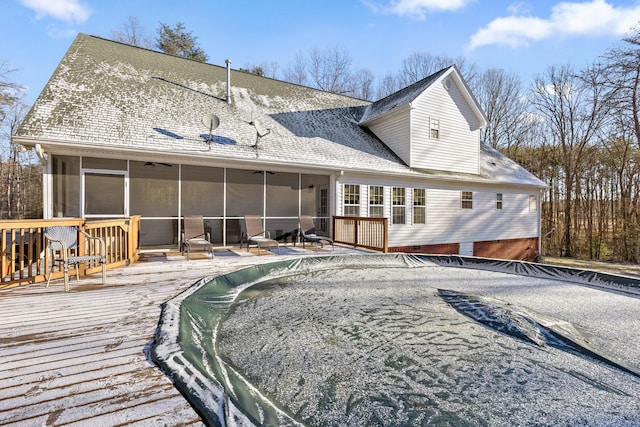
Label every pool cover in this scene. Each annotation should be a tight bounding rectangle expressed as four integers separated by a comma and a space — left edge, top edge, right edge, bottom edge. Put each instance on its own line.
151, 254, 640, 426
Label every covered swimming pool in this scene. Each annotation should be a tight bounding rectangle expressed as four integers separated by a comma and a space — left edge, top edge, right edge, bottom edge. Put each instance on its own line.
151, 254, 640, 426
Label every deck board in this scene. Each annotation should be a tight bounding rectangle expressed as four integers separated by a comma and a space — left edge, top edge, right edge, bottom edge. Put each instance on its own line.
0, 246, 353, 426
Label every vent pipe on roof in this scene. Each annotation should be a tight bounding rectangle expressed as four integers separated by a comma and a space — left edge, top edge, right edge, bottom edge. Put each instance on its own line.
225, 59, 232, 104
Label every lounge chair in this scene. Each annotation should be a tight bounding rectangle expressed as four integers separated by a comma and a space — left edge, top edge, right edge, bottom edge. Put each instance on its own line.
181, 215, 213, 260
44, 226, 107, 292
299, 215, 334, 251
243, 215, 280, 255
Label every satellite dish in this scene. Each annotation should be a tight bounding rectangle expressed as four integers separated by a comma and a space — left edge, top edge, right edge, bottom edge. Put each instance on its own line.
253, 119, 270, 138
250, 119, 271, 148
202, 114, 220, 147
202, 113, 220, 131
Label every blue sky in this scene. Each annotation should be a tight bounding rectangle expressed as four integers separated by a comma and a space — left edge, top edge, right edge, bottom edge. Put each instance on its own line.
3, 0, 640, 105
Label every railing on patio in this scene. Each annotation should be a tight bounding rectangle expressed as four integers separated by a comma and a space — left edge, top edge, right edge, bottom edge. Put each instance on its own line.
0, 216, 140, 290
333, 216, 388, 253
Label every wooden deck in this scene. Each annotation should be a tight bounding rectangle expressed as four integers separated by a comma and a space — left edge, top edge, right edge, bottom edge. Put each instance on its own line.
0, 246, 360, 426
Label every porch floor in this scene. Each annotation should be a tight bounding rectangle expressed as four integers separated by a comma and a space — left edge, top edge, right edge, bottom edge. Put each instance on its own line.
0, 244, 367, 426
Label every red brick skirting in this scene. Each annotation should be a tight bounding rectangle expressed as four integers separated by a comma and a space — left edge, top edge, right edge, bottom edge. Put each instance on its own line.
474, 237, 539, 262
389, 237, 539, 262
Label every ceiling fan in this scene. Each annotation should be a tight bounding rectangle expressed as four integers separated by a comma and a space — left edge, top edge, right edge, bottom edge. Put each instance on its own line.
144, 162, 173, 167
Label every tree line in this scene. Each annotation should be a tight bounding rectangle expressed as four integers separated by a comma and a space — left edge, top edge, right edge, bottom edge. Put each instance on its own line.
3, 18, 640, 262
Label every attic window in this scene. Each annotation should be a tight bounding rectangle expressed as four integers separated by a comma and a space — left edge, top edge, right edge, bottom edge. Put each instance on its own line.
430, 119, 440, 139
461, 191, 473, 209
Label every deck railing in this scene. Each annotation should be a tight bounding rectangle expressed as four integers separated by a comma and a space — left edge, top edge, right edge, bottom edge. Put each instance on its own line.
333, 216, 388, 253
0, 216, 140, 290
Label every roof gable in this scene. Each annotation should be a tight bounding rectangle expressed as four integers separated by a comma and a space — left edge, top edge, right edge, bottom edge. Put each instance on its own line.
359, 65, 487, 128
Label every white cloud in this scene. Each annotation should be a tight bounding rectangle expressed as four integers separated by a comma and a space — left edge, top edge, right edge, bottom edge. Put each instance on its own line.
20, 0, 91, 24
469, 0, 640, 50
366, 0, 474, 20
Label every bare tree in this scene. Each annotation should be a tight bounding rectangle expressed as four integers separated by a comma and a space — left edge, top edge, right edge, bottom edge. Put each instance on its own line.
307, 46, 353, 94
282, 47, 374, 98
474, 68, 532, 156
110, 15, 153, 48
530, 64, 608, 257
283, 51, 308, 86
348, 68, 375, 100
0, 60, 23, 128
156, 22, 208, 62
375, 73, 400, 99
601, 25, 640, 149
397, 52, 479, 88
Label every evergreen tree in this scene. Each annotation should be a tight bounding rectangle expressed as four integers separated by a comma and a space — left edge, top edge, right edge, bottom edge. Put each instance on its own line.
156, 22, 208, 62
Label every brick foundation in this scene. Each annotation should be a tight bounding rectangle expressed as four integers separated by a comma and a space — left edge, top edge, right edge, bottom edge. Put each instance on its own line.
473, 237, 539, 262
389, 237, 539, 262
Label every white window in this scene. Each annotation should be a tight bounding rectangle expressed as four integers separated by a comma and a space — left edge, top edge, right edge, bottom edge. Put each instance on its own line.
496, 193, 503, 210
369, 186, 384, 218
461, 191, 473, 209
343, 184, 360, 217
392, 187, 406, 224
430, 118, 440, 139
413, 188, 426, 224
529, 195, 538, 212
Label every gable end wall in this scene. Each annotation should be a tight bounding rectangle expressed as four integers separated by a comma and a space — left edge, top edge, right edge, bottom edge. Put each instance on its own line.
366, 108, 411, 165
410, 81, 480, 174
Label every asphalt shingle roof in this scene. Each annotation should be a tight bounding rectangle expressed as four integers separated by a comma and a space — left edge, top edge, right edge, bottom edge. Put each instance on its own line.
16, 34, 546, 188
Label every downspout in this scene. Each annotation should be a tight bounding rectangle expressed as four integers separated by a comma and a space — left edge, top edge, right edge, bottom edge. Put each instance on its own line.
225, 59, 232, 104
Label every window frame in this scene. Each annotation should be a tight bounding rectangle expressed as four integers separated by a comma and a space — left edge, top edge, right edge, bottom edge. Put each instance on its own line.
413, 188, 426, 224
461, 191, 473, 209
496, 193, 503, 210
392, 187, 406, 224
430, 118, 440, 139
343, 184, 361, 217
529, 195, 538, 213
368, 185, 384, 218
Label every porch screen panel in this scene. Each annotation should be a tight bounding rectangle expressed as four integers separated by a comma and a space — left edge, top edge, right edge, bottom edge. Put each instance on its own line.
266, 172, 299, 217
84, 173, 125, 215
52, 155, 80, 217
226, 169, 263, 217
130, 161, 179, 246
129, 161, 179, 216
181, 165, 224, 216
82, 157, 127, 170
300, 174, 330, 216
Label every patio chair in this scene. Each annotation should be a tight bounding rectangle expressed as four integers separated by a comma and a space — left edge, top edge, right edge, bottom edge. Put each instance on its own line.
299, 215, 334, 251
243, 215, 280, 255
44, 226, 107, 292
181, 215, 214, 260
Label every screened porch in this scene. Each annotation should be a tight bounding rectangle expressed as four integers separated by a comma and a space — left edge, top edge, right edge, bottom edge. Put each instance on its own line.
50, 155, 332, 248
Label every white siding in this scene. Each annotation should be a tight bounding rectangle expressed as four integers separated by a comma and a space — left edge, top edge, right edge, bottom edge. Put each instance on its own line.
410, 81, 480, 174
366, 108, 412, 165
337, 175, 538, 248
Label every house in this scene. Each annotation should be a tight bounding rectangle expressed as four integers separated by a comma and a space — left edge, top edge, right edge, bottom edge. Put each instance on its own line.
13, 34, 546, 260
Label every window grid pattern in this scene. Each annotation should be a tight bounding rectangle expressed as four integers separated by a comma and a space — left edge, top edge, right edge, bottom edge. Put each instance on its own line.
369, 185, 384, 218
343, 184, 360, 217
392, 187, 406, 224
413, 188, 426, 224
496, 193, 503, 210
461, 191, 473, 209
430, 118, 440, 139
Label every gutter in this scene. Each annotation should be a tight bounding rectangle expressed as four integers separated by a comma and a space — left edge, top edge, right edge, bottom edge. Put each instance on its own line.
13, 136, 548, 190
